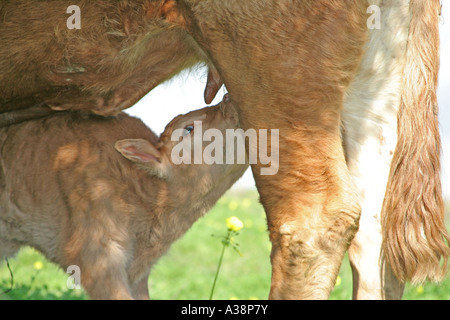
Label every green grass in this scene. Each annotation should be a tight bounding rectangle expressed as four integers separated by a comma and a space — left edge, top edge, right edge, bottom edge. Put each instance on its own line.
1, 190, 449, 300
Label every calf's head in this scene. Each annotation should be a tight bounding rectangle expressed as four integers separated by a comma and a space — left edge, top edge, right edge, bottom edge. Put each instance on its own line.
115, 95, 247, 196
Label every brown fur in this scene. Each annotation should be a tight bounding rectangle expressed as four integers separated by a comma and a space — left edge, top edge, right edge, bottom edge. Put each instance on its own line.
0, 0, 203, 115
0, 98, 247, 299
0, 0, 447, 299
177, 0, 368, 299
381, 0, 450, 284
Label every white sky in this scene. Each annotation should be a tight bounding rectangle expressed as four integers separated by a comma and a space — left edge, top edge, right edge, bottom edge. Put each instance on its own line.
126, 7, 450, 196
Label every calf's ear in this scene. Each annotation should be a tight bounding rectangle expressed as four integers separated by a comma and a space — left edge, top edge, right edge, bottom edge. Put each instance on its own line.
115, 138, 162, 163
115, 139, 169, 177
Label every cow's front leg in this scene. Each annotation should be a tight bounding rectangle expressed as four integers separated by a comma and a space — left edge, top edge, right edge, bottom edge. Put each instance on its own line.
251, 124, 361, 300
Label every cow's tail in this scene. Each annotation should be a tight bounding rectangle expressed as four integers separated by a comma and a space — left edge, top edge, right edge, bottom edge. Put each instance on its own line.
381, 0, 449, 284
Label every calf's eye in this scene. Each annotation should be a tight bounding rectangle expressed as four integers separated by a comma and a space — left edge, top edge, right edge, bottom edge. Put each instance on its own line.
183, 125, 194, 136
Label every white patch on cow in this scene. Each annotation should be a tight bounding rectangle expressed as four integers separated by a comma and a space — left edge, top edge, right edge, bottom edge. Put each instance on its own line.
342, 0, 411, 299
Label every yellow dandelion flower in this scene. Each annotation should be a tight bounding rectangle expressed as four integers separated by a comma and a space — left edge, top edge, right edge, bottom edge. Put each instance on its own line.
33, 261, 44, 270
226, 216, 244, 232
416, 285, 424, 294
335, 275, 342, 287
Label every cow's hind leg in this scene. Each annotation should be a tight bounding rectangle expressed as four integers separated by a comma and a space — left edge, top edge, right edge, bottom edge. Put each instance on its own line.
344, 136, 405, 299
343, 0, 412, 300
344, 111, 405, 299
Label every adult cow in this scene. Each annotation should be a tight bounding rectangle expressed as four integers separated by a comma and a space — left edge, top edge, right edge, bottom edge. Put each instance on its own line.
0, 0, 448, 299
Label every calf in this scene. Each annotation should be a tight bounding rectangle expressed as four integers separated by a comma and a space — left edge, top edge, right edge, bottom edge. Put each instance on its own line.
0, 96, 248, 299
